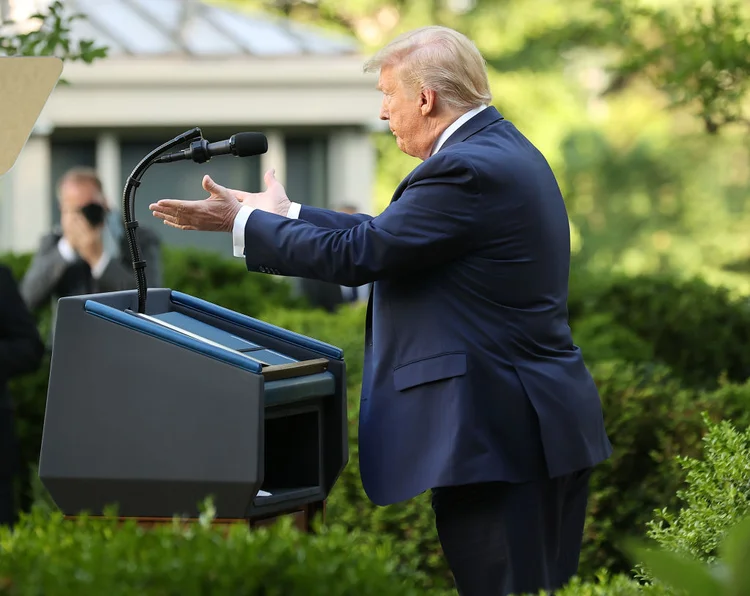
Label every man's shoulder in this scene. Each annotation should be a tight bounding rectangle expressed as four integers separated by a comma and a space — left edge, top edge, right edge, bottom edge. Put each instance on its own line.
410, 149, 480, 183
452, 121, 552, 177
35, 230, 63, 252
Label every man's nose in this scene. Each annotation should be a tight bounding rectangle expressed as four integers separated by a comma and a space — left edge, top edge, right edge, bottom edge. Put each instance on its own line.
379, 98, 389, 120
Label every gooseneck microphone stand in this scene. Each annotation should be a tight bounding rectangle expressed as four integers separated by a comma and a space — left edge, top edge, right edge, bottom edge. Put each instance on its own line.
122, 127, 203, 314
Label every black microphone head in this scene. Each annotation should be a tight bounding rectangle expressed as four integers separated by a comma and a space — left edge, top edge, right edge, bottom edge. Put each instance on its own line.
232, 132, 268, 157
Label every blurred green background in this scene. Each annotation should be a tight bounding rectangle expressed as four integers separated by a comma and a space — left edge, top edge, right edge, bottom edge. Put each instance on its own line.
216, 0, 750, 291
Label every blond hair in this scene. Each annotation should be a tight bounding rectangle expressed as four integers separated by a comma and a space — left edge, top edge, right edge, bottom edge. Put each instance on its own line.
364, 26, 492, 113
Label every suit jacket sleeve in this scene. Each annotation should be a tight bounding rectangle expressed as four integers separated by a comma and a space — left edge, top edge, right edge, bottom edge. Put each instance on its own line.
19, 234, 69, 312
0, 266, 44, 382
297, 205, 373, 229
243, 153, 481, 286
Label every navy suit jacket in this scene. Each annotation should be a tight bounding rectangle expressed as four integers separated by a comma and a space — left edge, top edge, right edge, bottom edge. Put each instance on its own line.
242, 106, 612, 506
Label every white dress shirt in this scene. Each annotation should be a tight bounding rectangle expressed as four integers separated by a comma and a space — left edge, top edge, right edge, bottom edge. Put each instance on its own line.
232, 104, 489, 258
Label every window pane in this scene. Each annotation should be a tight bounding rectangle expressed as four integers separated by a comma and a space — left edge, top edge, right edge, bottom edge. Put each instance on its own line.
285, 136, 329, 209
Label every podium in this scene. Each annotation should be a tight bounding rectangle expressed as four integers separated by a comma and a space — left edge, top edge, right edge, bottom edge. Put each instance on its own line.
38, 288, 348, 531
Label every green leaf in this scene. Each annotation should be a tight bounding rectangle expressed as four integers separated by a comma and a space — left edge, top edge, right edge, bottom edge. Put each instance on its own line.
720, 516, 750, 596
628, 541, 725, 596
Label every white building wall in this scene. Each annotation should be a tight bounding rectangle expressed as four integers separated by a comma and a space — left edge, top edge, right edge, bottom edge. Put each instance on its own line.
4, 134, 51, 252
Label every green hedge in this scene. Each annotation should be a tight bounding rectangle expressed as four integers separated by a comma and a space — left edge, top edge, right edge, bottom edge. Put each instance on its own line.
5, 414, 747, 595
0, 509, 447, 596
161, 247, 307, 316
581, 365, 750, 575
3, 249, 750, 592
568, 270, 750, 388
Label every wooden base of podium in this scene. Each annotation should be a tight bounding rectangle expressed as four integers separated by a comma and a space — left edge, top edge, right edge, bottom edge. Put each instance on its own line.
64, 500, 326, 534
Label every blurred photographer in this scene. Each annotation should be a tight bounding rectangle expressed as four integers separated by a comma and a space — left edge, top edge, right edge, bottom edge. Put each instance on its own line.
21, 167, 163, 328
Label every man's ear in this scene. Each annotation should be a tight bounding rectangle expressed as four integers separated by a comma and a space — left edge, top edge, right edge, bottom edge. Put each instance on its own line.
420, 88, 436, 116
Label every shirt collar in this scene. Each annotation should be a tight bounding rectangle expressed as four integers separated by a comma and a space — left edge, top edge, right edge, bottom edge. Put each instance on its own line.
430, 104, 489, 156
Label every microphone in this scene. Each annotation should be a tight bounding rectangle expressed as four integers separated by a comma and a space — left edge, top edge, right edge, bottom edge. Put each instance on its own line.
154, 132, 268, 164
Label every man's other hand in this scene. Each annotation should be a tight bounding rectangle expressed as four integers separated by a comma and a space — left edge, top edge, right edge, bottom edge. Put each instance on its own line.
62, 210, 103, 266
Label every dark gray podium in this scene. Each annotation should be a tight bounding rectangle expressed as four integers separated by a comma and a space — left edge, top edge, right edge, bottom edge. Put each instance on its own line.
38, 288, 348, 531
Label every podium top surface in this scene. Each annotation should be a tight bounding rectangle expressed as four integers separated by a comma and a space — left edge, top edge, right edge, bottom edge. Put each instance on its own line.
81, 290, 343, 382
0, 57, 63, 177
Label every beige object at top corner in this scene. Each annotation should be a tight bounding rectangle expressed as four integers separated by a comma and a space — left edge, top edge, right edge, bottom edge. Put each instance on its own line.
0, 56, 63, 177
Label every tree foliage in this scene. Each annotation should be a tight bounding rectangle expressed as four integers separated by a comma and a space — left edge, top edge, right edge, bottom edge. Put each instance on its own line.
608, 1, 750, 135
227, 0, 749, 133
0, 0, 106, 63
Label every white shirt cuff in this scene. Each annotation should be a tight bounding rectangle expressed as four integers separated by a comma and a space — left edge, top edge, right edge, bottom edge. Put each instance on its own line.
57, 237, 77, 263
233, 205, 254, 258
231, 202, 301, 258
90, 253, 111, 279
288, 202, 301, 219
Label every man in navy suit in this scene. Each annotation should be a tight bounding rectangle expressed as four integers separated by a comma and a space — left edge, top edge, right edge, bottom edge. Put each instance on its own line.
151, 25, 612, 596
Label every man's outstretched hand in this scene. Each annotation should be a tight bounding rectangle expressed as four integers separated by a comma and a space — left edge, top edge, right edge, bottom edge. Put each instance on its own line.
149, 169, 291, 232
149, 175, 242, 232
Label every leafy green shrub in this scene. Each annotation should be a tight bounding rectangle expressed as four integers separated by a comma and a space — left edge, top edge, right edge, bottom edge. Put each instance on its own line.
572, 313, 655, 366
546, 572, 668, 595
567, 363, 750, 577
631, 516, 750, 596
162, 247, 306, 316
0, 253, 32, 280
0, 507, 448, 596
645, 416, 750, 563
570, 273, 750, 388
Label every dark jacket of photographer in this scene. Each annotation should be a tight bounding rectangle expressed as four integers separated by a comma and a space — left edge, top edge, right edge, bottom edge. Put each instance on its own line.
20, 225, 163, 317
